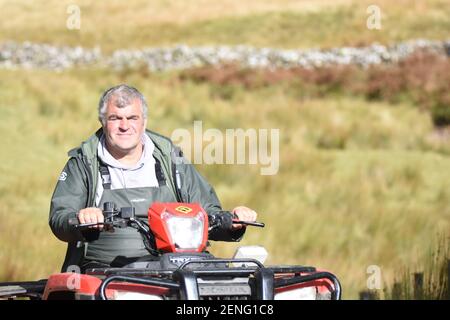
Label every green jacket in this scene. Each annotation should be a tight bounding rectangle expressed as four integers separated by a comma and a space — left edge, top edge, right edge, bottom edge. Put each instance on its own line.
49, 128, 244, 271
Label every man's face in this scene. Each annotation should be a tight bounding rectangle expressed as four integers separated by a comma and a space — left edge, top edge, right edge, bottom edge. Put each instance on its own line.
103, 98, 147, 156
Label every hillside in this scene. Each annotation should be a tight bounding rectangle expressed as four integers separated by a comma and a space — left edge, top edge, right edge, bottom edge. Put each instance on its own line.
0, 0, 449, 299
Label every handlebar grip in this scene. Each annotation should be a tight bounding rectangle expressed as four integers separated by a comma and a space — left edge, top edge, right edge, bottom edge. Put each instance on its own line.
208, 211, 233, 230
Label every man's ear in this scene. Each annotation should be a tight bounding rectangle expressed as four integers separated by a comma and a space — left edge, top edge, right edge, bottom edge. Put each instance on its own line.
144, 118, 148, 129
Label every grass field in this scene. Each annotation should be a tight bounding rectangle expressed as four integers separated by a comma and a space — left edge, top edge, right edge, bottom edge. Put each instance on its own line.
0, 67, 449, 298
0, 0, 449, 299
0, 0, 449, 52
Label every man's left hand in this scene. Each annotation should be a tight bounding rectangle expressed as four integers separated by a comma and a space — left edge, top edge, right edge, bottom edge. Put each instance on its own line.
231, 206, 258, 230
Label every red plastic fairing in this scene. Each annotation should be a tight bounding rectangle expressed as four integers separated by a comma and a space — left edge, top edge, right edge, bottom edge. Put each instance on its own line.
148, 202, 209, 253
42, 273, 102, 299
43, 273, 171, 300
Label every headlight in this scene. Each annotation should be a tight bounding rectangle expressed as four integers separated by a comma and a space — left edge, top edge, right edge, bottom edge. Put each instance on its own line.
163, 211, 205, 250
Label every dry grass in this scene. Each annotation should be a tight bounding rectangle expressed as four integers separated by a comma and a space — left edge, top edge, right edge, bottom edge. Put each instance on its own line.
0, 0, 449, 299
0, 0, 354, 25
180, 51, 450, 127
0, 0, 448, 51
386, 236, 449, 299
0, 67, 449, 299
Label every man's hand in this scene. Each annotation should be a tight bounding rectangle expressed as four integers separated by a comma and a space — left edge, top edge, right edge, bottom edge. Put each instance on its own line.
77, 207, 104, 230
231, 206, 258, 230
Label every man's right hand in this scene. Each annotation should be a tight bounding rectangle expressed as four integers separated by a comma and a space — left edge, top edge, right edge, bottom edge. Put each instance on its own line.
77, 207, 104, 230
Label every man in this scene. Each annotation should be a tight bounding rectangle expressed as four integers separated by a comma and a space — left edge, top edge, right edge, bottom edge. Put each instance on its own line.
49, 84, 257, 272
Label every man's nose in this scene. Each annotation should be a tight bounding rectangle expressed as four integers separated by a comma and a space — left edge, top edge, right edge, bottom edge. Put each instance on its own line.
119, 118, 129, 130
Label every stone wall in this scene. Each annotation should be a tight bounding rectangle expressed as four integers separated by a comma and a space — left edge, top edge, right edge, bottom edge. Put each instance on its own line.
0, 39, 448, 72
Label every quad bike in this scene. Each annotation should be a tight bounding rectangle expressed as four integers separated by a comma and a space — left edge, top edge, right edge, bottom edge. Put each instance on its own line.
0, 202, 341, 300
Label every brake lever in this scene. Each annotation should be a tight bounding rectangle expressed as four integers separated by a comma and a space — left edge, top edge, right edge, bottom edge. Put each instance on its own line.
232, 219, 265, 228
73, 222, 106, 228
231, 212, 265, 228
68, 219, 115, 232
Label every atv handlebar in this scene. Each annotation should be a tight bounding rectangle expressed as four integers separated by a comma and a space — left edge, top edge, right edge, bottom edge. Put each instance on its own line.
68, 203, 139, 231
68, 219, 108, 228
208, 211, 265, 231
69, 203, 265, 231
232, 220, 265, 228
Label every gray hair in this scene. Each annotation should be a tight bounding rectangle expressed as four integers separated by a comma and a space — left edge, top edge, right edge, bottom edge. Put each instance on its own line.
98, 84, 148, 125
